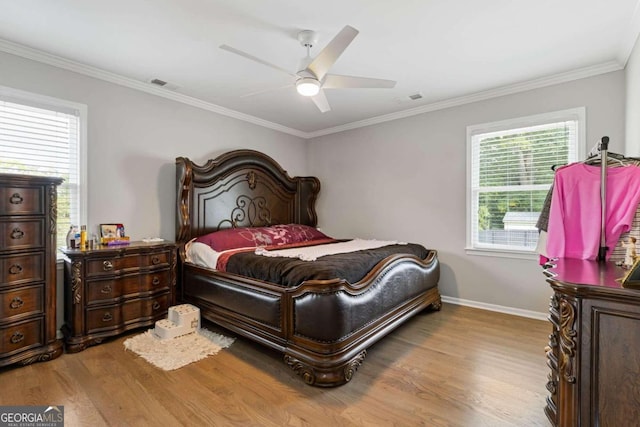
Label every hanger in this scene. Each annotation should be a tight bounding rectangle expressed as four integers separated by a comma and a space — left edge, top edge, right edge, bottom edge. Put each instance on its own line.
551, 137, 640, 171
584, 152, 627, 167
584, 150, 640, 168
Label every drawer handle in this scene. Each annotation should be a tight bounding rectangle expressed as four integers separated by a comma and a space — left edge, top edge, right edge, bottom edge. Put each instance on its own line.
100, 285, 112, 294
152, 277, 160, 286
102, 312, 113, 322
103, 261, 114, 271
10, 228, 25, 240
152, 301, 161, 310
8, 264, 23, 275
151, 256, 161, 265
9, 193, 24, 204
10, 331, 25, 344
9, 297, 24, 309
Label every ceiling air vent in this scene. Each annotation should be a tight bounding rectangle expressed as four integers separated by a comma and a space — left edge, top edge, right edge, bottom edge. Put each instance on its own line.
147, 78, 179, 90
408, 93, 423, 101
150, 78, 168, 87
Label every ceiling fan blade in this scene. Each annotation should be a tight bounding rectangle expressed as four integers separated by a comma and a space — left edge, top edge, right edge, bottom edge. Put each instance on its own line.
311, 90, 331, 113
307, 25, 359, 81
240, 84, 291, 98
220, 44, 296, 77
323, 74, 396, 89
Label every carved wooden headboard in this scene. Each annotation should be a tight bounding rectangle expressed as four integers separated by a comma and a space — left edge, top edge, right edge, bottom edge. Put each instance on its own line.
175, 150, 320, 246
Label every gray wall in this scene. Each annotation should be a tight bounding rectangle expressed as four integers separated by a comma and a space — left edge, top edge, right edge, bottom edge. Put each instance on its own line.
627, 35, 640, 156
308, 71, 626, 316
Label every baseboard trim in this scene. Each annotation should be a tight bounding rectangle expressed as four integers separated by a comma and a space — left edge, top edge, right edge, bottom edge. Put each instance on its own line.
441, 295, 548, 321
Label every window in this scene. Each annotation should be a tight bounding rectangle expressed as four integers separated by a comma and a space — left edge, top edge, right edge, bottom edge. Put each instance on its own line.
0, 86, 87, 253
466, 108, 585, 257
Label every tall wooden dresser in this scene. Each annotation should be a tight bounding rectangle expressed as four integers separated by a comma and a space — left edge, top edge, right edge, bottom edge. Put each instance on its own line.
60, 241, 176, 352
543, 258, 640, 426
0, 173, 63, 367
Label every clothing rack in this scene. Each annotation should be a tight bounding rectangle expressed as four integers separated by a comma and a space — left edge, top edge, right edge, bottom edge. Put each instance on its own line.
544, 136, 640, 263
597, 136, 609, 261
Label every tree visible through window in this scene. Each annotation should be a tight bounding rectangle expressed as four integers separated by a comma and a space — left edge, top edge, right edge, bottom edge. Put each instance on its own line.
467, 109, 583, 254
0, 88, 85, 252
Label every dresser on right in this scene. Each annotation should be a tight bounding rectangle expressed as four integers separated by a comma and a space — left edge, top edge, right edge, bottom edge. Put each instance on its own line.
543, 258, 640, 427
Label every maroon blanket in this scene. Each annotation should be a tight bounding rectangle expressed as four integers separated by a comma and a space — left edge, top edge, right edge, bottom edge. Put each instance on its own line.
221, 241, 430, 288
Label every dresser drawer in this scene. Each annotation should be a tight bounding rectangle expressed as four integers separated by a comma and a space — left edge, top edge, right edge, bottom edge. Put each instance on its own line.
85, 293, 169, 334
0, 318, 43, 356
0, 186, 43, 216
0, 253, 44, 287
85, 254, 141, 277
85, 250, 171, 277
0, 220, 43, 251
86, 270, 171, 304
0, 285, 43, 321
140, 250, 172, 269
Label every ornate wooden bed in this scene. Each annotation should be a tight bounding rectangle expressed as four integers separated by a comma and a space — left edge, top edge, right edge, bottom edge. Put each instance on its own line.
175, 149, 441, 386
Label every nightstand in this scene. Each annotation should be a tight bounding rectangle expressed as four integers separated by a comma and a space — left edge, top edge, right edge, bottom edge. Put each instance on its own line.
60, 241, 176, 353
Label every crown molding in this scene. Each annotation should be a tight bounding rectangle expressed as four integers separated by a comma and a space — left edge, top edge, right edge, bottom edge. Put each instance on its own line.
305, 60, 624, 139
0, 39, 308, 139
0, 38, 626, 140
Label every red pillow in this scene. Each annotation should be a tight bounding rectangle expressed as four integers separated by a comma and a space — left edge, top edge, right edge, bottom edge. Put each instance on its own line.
195, 224, 329, 252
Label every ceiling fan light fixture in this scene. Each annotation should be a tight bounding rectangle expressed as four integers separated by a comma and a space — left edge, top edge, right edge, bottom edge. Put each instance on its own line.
296, 78, 320, 97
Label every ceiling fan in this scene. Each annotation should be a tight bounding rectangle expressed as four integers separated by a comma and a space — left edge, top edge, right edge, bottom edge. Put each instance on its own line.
220, 25, 396, 113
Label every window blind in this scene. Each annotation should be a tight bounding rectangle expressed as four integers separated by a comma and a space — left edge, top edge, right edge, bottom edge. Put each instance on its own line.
469, 118, 579, 251
0, 98, 80, 250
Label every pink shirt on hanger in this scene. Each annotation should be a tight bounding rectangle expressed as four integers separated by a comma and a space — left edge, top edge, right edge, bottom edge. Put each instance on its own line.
546, 163, 640, 260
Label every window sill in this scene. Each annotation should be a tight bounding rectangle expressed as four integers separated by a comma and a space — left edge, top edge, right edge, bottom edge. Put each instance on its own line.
465, 247, 539, 261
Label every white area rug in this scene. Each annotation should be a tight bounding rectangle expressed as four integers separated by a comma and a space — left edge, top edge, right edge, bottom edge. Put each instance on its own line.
123, 328, 235, 371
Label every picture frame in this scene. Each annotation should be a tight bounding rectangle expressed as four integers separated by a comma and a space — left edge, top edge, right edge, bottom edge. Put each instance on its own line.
619, 258, 640, 288
100, 223, 125, 239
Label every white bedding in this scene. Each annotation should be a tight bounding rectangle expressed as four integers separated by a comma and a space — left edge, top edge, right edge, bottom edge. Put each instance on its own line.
186, 238, 406, 269
254, 239, 404, 261
185, 239, 223, 269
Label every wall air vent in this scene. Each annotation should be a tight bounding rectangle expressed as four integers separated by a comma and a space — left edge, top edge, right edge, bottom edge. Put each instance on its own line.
408, 93, 423, 101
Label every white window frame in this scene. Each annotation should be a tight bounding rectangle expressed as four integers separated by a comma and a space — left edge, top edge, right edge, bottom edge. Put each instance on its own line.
465, 107, 585, 259
0, 85, 88, 259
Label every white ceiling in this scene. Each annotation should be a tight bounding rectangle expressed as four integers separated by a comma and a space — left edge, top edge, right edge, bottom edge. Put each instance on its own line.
1, 0, 639, 137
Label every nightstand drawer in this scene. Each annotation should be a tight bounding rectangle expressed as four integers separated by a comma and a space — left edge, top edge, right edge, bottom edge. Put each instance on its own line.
0, 220, 43, 251
0, 285, 43, 321
0, 318, 43, 356
85, 294, 169, 334
0, 253, 44, 287
0, 186, 43, 216
140, 250, 172, 269
86, 270, 171, 303
85, 254, 142, 276
85, 251, 171, 277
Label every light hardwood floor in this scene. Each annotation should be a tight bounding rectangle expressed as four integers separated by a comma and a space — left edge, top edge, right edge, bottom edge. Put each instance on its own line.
0, 304, 550, 426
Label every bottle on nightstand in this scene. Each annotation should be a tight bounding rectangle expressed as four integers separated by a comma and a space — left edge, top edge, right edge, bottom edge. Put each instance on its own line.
80, 225, 87, 249
66, 225, 77, 249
